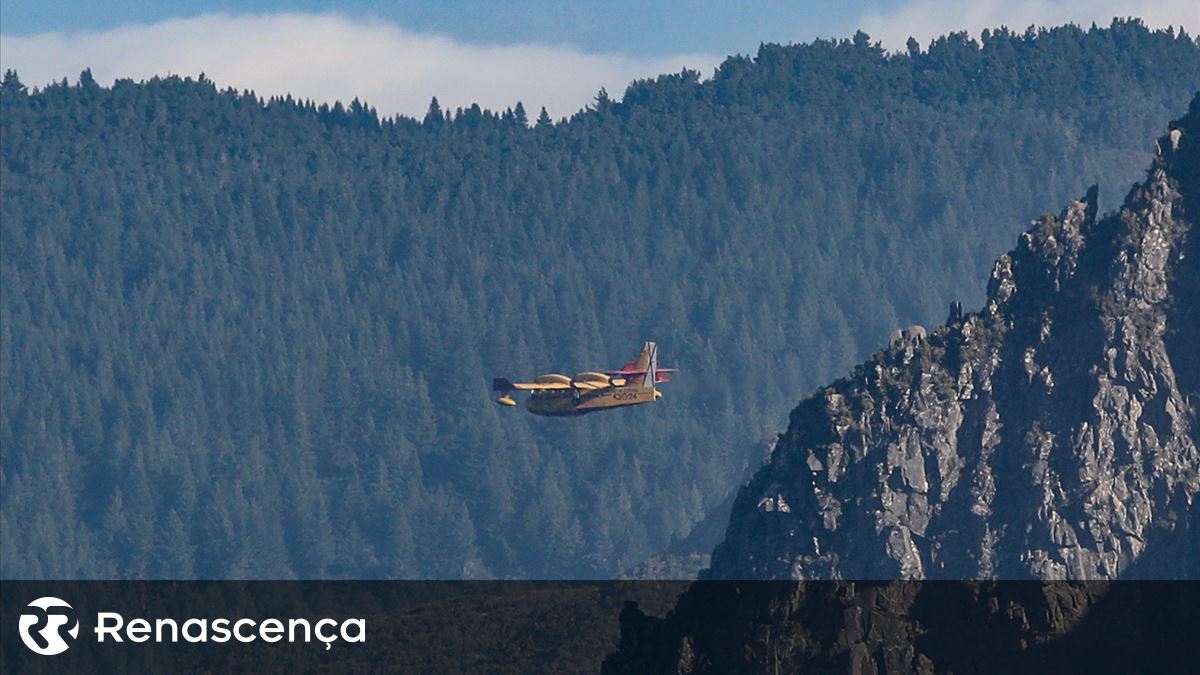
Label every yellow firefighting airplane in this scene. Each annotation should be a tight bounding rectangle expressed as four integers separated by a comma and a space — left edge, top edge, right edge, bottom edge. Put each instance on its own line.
493, 341, 676, 416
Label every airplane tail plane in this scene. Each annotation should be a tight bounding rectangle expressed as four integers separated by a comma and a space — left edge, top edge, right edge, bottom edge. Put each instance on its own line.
610, 341, 675, 387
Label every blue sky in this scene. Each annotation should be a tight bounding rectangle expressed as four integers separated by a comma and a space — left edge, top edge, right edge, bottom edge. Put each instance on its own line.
1, 1, 1194, 119
2, 1, 899, 57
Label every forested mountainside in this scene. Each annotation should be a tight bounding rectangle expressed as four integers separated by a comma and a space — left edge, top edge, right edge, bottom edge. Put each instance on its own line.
604, 94, 1200, 675
2, 22, 1198, 579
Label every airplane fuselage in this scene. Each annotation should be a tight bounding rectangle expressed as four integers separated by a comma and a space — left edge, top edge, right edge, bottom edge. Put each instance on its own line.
526, 384, 658, 416
494, 340, 671, 416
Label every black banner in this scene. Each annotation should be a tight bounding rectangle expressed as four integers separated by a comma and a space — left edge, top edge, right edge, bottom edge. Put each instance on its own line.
2, 581, 1197, 673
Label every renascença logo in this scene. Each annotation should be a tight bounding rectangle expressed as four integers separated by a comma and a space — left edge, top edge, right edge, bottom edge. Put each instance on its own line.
16, 596, 365, 654
18, 597, 79, 655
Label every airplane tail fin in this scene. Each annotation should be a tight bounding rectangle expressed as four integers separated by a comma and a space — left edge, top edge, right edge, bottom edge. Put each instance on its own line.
609, 341, 673, 385
639, 342, 658, 388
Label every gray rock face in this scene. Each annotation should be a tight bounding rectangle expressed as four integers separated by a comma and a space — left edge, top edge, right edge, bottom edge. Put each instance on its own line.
603, 99, 1200, 675
890, 325, 929, 349
705, 102, 1199, 581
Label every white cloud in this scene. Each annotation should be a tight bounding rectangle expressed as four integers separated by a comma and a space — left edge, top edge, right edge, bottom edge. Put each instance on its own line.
858, 0, 1198, 51
0, 13, 718, 119
2, 6, 1193, 117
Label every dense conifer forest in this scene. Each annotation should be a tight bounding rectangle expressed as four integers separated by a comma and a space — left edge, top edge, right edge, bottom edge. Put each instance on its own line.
2, 21, 1197, 579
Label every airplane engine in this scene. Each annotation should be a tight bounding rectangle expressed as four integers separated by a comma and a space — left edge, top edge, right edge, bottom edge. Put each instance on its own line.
574, 371, 611, 383
535, 373, 572, 385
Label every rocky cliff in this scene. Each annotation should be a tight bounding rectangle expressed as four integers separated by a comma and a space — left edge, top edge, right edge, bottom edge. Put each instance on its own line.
603, 97, 1199, 673
707, 97, 1199, 581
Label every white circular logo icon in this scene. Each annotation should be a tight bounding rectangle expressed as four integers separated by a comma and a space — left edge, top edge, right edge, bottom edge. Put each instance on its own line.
18, 597, 79, 655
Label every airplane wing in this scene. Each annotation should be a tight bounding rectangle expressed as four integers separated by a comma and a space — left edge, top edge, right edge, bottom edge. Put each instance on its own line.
511, 381, 572, 390
493, 377, 571, 391
493, 374, 623, 391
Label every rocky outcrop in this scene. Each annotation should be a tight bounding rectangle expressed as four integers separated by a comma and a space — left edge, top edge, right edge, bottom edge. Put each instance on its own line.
603, 97, 1200, 673
706, 97, 1199, 581
603, 580, 1200, 674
